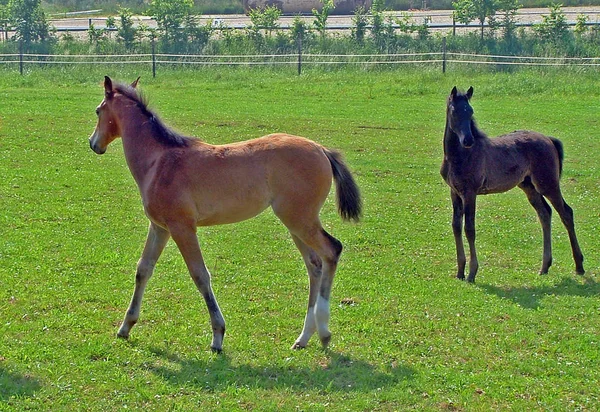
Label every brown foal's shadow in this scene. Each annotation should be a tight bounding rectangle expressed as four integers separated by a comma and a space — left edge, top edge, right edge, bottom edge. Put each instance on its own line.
476, 275, 599, 310
0, 366, 41, 400
147, 347, 415, 393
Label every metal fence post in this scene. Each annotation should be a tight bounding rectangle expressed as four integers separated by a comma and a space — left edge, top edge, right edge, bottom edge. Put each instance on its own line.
152, 39, 156, 78
297, 34, 302, 76
442, 37, 447, 74
19, 40, 23, 75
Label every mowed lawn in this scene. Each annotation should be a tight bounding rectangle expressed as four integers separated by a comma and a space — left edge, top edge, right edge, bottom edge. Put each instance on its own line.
0, 67, 599, 410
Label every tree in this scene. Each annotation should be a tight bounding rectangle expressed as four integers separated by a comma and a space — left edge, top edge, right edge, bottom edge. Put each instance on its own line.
117, 7, 137, 50
533, 4, 568, 44
248, 5, 281, 38
290, 14, 309, 43
8, 0, 49, 46
351, 6, 367, 45
453, 0, 498, 40
497, 0, 520, 43
0, 4, 9, 41
312, 0, 334, 40
148, 0, 193, 46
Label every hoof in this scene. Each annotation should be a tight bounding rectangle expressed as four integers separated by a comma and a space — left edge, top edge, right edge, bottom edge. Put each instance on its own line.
319, 334, 331, 348
291, 341, 307, 350
466, 275, 476, 283
456, 274, 465, 281
211, 346, 223, 354
576, 268, 585, 276
116, 331, 129, 339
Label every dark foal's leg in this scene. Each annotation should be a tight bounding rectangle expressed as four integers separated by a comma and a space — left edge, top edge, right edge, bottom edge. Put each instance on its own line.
543, 191, 585, 275
168, 222, 226, 353
463, 193, 479, 283
290, 234, 323, 349
118, 223, 170, 339
519, 179, 553, 274
450, 191, 467, 280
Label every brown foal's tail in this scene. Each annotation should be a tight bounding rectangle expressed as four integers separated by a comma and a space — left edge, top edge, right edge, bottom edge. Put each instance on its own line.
323, 148, 362, 222
550, 137, 564, 176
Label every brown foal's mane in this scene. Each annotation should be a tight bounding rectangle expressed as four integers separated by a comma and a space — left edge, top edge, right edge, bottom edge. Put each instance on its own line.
114, 83, 194, 148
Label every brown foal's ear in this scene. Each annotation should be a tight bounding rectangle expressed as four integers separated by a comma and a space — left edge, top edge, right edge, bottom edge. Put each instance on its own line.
466, 86, 474, 100
104, 76, 114, 98
131, 76, 140, 88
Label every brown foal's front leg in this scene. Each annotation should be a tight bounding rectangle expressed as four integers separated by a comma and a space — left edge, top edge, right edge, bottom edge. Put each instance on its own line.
169, 222, 226, 353
118, 223, 170, 339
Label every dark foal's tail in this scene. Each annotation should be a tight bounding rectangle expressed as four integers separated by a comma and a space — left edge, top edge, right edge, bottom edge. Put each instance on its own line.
550, 137, 564, 176
323, 149, 362, 222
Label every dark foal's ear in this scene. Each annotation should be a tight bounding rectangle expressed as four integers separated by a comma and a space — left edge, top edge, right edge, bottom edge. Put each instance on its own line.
450, 86, 458, 97
131, 76, 140, 88
104, 76, 114, 98
466, 86, 474, 100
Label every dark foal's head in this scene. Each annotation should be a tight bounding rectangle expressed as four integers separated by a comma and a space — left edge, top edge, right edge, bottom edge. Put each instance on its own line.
447, 86, 475, 148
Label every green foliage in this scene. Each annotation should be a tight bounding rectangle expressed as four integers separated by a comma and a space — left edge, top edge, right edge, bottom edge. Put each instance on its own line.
453, 0, 500, 39
574, 13, 589, 36
453, 0, 477, 24
7, 0, 50, 46
87, 22, 108, 47
117, 7, 137, 50
248, 5, 282, 38
312, 0, 334, 39
497, 0, 521, 42
370, 0, 398, 49
533, 3, 569, 44
290, 15, 310, 42
148, 0, 193, 49
0, 4, 9, 34
3, 1, 600, 59
351, 6, 368, 45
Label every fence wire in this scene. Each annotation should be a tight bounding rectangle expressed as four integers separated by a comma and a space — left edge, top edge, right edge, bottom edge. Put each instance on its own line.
1, 51, 599, 71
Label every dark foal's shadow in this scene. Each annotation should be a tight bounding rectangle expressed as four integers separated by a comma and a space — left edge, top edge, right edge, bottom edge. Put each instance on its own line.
0, 366, 41, 400
146, 346, 415, 393
477, 275, 599, 310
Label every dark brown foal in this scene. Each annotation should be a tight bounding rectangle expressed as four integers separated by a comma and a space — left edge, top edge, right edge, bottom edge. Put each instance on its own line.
441, 86, 584, 283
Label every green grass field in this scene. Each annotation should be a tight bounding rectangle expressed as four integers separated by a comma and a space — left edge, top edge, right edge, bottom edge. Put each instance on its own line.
1, 66, 599, 410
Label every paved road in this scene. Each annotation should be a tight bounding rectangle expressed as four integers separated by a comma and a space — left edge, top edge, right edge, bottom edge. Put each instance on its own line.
49, 7, 600, 32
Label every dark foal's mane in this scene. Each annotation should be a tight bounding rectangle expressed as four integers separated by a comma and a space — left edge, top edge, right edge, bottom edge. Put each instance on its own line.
468, 119, 487, 141
114, 83, 194, 148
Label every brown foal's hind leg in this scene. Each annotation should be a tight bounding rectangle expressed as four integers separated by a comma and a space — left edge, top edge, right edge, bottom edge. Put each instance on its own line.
118, 222, 170, 339
168, 222, 226, 353
310, 229, 342, 348
288, 224, 342, 349
290, 234, 323, 349
519, 179, 553, 274
543, 192, 585, 275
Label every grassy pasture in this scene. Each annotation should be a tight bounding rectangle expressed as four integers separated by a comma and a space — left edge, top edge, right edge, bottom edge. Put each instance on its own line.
0, 66, 599, 410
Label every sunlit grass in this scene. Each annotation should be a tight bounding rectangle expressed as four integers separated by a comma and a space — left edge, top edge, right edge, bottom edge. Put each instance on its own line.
0, 66, 599, 410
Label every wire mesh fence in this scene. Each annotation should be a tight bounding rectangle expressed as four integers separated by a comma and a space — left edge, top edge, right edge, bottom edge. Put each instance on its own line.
1, 50, 599, 75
